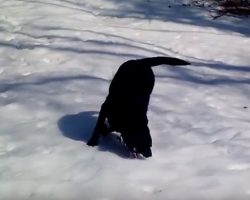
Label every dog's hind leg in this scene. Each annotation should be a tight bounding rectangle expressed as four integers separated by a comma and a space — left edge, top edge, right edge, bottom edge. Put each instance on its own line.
87, 101, 109, 146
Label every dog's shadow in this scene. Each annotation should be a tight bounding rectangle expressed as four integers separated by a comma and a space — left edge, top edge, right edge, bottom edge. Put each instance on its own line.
58, 111, 130, 158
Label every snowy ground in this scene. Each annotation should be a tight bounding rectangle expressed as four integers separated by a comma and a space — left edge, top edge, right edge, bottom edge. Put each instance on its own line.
0, 0, 250, 199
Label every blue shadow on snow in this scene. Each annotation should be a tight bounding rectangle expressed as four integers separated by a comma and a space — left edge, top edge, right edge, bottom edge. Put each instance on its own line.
58, 111, 130, 158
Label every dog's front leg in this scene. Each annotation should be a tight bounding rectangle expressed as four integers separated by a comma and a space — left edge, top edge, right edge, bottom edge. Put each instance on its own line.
87, 101, 108, 146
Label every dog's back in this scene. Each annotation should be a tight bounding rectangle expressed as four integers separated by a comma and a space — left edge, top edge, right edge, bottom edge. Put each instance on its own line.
105, 60, 154, 132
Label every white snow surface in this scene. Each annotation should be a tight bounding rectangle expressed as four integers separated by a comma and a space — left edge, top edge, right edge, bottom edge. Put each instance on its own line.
0, 0, 250, 199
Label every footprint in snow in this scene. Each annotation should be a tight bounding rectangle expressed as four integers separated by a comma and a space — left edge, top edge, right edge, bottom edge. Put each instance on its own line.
36, 121, 49, 129
0, 68, 4, 74
227, 164, 250, 171
0, 143, 17, 155
22, 72, 32, 76
141, 185, 162, 194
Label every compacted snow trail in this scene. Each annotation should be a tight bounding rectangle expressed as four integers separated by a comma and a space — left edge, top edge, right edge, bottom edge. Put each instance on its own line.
0, 0, 250, 199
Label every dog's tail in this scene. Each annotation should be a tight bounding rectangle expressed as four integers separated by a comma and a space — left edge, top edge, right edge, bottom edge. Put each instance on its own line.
138, 57, 190, 67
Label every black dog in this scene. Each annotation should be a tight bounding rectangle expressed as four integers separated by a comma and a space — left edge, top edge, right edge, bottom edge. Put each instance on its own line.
88, 57, 190, 157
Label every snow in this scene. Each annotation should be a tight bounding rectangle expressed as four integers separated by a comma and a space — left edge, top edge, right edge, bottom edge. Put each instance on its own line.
0, 0, 250, 199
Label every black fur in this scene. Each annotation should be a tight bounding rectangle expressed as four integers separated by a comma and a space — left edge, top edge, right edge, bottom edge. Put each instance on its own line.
88, 57, 190, 157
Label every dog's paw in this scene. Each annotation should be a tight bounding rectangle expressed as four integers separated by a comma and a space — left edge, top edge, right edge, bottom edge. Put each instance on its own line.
87, 139, 98, 146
